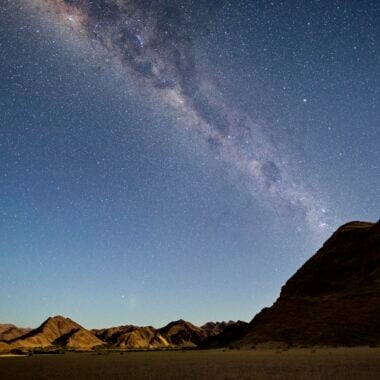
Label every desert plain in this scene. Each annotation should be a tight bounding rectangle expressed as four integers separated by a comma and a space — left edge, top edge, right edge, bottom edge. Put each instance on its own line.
1, 347, 380, 380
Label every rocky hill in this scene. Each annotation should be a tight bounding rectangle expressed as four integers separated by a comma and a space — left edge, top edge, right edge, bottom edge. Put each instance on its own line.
8, 316, 103, 349
158, 319, 209, 348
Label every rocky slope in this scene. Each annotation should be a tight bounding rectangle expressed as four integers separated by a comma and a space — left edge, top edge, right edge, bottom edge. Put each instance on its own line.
0, 342, 10, 353
236, 220, 380, 346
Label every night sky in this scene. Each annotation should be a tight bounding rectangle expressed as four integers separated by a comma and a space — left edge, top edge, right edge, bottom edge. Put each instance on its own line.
1, 0, 379, 328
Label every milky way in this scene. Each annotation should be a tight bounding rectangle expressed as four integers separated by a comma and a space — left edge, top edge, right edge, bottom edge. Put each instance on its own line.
29, 0, 332, 233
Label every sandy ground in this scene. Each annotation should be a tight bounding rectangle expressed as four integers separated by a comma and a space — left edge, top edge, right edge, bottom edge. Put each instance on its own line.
0, 348, 379, 380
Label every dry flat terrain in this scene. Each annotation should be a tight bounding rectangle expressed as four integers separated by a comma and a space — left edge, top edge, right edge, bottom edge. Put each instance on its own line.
1, 348, 379, 380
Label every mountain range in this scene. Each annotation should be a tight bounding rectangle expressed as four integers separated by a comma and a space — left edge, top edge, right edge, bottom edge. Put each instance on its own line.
1, 220, 379, 352
0, 316, 240, 351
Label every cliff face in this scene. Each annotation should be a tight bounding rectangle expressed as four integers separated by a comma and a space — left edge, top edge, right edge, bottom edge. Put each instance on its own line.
282, 221, 380, 298
238, 221, 380, 346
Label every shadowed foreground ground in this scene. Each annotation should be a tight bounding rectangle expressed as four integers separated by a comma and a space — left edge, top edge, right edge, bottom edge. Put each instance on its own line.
1, 348, 379, 380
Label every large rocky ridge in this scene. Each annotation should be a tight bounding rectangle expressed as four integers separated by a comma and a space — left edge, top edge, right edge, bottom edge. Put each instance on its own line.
236, 220, 380, 347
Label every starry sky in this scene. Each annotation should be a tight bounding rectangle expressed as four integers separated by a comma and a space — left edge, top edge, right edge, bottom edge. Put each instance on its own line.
1, 0, 379, 329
